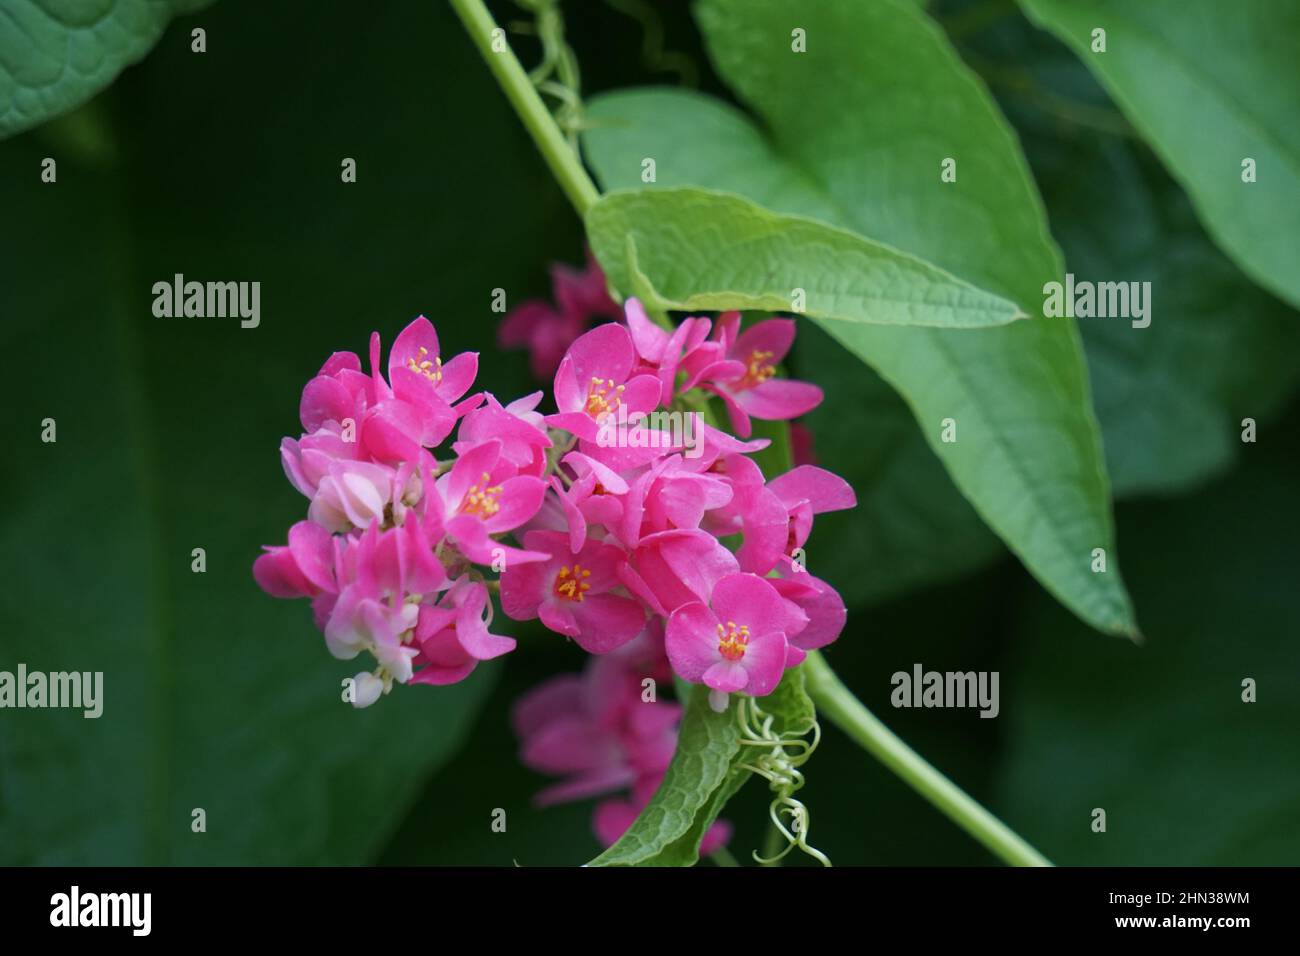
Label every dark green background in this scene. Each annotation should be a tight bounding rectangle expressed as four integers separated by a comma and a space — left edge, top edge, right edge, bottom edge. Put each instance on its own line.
1, 0, 1295, 865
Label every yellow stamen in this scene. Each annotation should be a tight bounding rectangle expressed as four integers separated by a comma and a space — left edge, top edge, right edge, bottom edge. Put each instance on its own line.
462, 471, 503, 517
553, 564, 593, 602
717, 620, 751, 661
739, 349, 776, 389
585, 376, 625, 419
406, 345, 444, 383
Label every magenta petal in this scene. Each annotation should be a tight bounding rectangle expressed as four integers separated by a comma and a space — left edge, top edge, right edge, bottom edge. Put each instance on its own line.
535, 767, 633, 808
511, 674, 584, 738
253, 547, 313, 598
319, 350, 361, 377
732, 318, 796, 365
739, 378, 825, 421
704, 383, 753, 438
446, 438, 502, 507
737, 487, 792, 575
437, 351, 478, 403
708, 573, 790, 639
766, 464, 857, 513
287, 520, 335, 593
482, 475, 547, 533
566, 321, 635, 387
300, 375, 352, 432
500, 558, 548, 622
620, 374, 663, 414
388, 315, 440, 382
361, 400, 425, 463
665, 602, 720, 683
739, 630, 788, 697
538, 599, 580, 638
570, 593, 646, 654
624, 298, 668, 363
703, 661, 749, 693
447, 514, 550, 566
455, 585, 517, 661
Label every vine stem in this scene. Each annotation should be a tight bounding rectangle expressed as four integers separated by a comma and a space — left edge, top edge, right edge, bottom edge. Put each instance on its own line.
453, 0, 1051, 871
803, 651, 1052, 867
449, 0, 601, 218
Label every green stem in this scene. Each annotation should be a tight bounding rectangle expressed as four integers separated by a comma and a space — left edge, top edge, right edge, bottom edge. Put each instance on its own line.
450, 0, 601, 218
803, 651, 1052, 867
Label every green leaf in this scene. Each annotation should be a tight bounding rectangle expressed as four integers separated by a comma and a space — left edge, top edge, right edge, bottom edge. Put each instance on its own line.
1017, 0, 1300, 310
792, 323, 1004, 606
588, 683, 743, 866
1030, 133, 1300, 498
589, 668, 815, 867
584, 0, 1137, 637
950, 11, 1300, 499
587, 188, 1026, 329
0, 0, 213, 139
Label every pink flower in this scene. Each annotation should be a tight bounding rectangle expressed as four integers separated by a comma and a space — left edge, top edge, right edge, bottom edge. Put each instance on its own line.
501, 530, 646, 653
512, 649, 678, 805
700, 317, 824, 438
430, 439, 550, 566
619, 529, 739, 617
666, 572, 808, 711
769, 557, 847, 659
252, 520, 335, 599
499, 251, 621, 379
410, 577, 515, 686
546, 322, 662, 442
452, 393, 552, 478
307, 459, 399, 533
766, 464, 858, 556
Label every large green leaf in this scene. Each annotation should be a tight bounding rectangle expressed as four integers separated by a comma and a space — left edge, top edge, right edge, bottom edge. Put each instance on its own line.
587, 188, 1026, 329
0, 0, 212, 139
584, 0, 1136, 636
794, 323, 1004, 605
0, 0, 567, 864
1030, 135, 1300, 498
1017, 0, 1300, 310
957, 9, 1300, 498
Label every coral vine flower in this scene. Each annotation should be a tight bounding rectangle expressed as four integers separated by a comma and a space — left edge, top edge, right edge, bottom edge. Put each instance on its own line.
501, 530, 646, 653
666, 572, 808, 712
256, 301, 854, 726
499, 250, 621, 379
546, 323, 662, 442
700, 317, 825, 438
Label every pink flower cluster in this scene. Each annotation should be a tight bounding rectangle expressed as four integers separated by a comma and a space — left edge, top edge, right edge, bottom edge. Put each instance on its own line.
512, 624, 731, 852
255, 298, 854, 712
